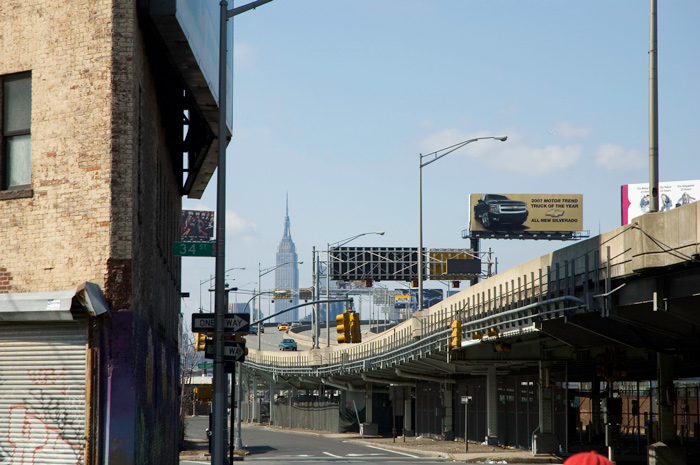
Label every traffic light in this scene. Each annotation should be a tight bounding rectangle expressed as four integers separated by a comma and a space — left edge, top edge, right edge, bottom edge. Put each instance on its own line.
234, 333, 248, 357
450, 320, 462, 350
364, 280, 372, 288
225, 333, 249, 357
336, 312, 350, 343
195, 332, 208, 351
349, 311, 361, 343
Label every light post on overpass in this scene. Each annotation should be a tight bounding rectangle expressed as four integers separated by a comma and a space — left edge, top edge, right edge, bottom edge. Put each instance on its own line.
417, 135, 507, 311
326, 231, 385, 347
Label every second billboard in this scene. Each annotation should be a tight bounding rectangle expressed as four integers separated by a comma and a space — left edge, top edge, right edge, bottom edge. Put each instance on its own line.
470, 194, 583, 233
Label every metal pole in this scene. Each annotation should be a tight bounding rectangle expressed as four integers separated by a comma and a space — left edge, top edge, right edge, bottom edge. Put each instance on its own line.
312, 247, 317, 348
465, 403, 468, 452
229, 363, 235, 463
418, 152, 424, 312
649, 0, 659, 213
326, 243, 331, 347
315, 250, 321, 348
212, 1, 229, 463
258, 264, 262, 350
236, 361, 243, 449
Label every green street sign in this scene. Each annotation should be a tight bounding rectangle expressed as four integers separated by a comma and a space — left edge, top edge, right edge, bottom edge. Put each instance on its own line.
198, 362, 214, 369
173, 241, 215, 257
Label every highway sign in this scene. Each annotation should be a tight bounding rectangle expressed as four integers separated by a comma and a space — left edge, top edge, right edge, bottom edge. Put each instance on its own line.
191, 313, 250, 333
203, 342, 246, 362
172, 241, 216, 257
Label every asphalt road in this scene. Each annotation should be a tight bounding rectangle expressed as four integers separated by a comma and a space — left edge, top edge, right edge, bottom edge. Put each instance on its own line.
181, 424, 447, 465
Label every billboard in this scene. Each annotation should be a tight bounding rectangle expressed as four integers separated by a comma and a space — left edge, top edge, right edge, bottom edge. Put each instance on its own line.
470, 194, 583, 233
181, 210, 215, 242
621, 180, 699, 225
175, 0, 233, 131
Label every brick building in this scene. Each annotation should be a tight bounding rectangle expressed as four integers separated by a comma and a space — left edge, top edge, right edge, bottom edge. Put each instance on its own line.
0, 1, 223, 464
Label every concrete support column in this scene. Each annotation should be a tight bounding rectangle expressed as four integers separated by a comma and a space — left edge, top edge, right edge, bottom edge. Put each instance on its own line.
365, 382, 373, 424
539, 365, 553, 435
362, 382, 378, 435
649, 353, 686, 465
657, 353, 676, 443
533, 362, 559, 454
253, 377, 258, 423
404, 391, 414, 436
443, 383, 454, 440
486, 365, 498, 445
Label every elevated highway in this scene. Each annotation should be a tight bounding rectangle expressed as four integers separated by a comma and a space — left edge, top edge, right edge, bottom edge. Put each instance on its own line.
242, 202, 700, 456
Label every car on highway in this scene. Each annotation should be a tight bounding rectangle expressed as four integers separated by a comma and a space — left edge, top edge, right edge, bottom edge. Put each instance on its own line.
278, 323, 289, 331
474, 194, 528, 229
278, 338, 297, 351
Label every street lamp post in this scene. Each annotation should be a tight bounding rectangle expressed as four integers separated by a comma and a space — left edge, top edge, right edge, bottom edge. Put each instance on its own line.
213, 2, 274, 464
200, 267, 246, 313
418, 136, 507, 312
326, 231, 385, 346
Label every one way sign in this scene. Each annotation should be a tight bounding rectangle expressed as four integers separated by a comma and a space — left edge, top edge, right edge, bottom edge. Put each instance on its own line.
191, 313, 250, 333
204, 341, 246, 362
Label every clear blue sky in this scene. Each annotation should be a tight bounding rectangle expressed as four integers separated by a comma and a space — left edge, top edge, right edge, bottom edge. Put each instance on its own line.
180, 0, 700, 321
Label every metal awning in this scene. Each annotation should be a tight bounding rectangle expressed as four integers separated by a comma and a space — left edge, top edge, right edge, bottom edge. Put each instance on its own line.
0, 282, 110, 322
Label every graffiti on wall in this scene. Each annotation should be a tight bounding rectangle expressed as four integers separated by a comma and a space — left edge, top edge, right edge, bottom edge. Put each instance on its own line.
0, 367, 84, 465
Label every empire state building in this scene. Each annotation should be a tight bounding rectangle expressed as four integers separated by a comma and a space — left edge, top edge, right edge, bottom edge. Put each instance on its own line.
275, 198, 300, 322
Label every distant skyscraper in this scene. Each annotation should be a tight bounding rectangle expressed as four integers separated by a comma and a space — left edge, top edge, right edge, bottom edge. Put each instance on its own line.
275, 196, 300, 322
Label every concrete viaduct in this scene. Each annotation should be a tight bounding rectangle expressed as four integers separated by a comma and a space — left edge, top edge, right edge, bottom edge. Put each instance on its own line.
241, 202, 700, 461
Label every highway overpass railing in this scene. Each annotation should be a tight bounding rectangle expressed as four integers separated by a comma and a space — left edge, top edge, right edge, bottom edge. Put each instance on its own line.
244, 203, 700, 377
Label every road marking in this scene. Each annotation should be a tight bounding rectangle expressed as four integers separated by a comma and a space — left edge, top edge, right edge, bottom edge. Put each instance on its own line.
323, 451, 342, 458
363, 444, 419, 458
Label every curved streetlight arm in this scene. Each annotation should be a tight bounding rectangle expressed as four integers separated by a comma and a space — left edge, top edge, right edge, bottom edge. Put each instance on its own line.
259, 261, 303, 278
420, 136, 507, 169
329, 231, 385, 249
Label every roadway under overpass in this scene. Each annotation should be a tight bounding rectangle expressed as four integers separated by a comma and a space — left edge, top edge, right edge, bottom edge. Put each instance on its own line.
241, 202, 700, 462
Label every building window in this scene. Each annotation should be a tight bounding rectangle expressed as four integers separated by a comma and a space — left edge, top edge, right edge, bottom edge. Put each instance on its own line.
1, 72, 32, 190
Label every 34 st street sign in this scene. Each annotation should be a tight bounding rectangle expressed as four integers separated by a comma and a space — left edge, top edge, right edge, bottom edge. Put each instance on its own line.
204, 342, 246, 362
191, 313, 250, 333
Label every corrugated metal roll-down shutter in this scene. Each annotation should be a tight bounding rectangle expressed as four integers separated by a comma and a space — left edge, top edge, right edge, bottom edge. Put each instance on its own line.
0, 323, 87, 465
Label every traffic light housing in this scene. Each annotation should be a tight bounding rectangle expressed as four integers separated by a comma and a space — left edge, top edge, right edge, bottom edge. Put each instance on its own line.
349, 311, 361, 343
336, 312, 350, 343
225, 333, 249, 357
195, 332, 208, 351
235, 333, 248, 357
450, 320, 462, 350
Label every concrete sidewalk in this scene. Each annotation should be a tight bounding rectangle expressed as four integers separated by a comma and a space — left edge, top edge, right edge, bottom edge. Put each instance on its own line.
329, 432, 562, 463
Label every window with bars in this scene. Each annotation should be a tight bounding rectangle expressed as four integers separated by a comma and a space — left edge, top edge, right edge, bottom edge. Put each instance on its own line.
1, 72, 32, 191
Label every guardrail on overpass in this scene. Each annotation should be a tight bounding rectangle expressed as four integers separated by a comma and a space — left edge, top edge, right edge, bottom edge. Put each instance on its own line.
245, 202, 700, 377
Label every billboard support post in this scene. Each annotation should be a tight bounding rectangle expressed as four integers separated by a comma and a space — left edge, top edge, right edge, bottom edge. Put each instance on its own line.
418, 136, 508, 311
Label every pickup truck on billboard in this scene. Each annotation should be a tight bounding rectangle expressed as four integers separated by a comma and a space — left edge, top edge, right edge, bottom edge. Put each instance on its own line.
470, 194, 583, 233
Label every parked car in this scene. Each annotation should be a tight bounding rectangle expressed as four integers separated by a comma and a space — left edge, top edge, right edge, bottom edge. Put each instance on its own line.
278, 323, 289, 331
278, 338, 297, 351
474, 194, 528, 229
